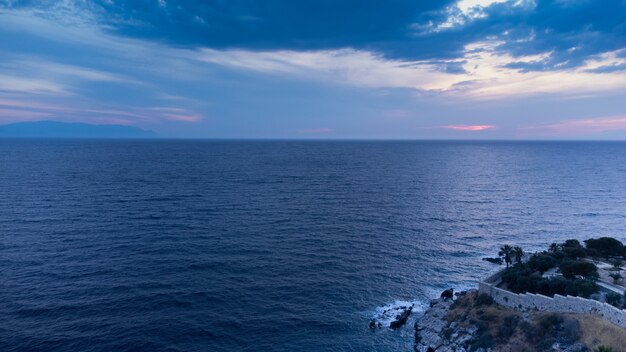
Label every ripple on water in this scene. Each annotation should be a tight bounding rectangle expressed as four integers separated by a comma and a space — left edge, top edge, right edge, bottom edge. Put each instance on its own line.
2, 140, 626, 352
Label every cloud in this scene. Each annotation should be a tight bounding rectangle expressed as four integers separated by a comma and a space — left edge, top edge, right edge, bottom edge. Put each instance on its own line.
439, 124, 496, 131
0, 58, 142, 97
2, 2, 625, 100
196, 48, 462, 91
0, 3, 623, 136
194, 42, 626, 98
0, 107, 52, 122
4, 0, 624, 72
456, 0, 509, 15
0, 75, 68, 95
1, 2, 625, 139
17, 60, 138, 84
75, 0, 456, 53
522, 116, 626, 135
0, 99, 202, 125
148, 108, 203, 122
470, 0, 626, 71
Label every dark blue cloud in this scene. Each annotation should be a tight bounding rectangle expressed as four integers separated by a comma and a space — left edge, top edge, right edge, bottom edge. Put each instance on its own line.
4, 0, 626, 71
471, 0, 626, 70
90, 0, 457, 50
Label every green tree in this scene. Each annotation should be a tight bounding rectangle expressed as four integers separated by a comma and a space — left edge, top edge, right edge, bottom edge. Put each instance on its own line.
499, 245, 514, 268
528, 253, 556, 273
563, 239, 583, 248
513, 246, 524, 265
584, 237, 624, 258
559, 260, 599, 280
562, 239, 586, 259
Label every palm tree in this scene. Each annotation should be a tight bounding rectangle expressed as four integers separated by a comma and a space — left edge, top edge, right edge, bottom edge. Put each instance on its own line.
513, 246, 524, 265
499, 245, 514, 268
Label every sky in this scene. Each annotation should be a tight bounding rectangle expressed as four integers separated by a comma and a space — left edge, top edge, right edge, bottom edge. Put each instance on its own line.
0, 0, 625, 139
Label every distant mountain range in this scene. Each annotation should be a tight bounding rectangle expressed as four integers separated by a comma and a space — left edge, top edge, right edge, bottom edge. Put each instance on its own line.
0, 121, 157, 138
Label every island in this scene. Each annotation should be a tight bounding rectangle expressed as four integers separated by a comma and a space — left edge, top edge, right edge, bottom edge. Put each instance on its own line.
0, 121, 156, 138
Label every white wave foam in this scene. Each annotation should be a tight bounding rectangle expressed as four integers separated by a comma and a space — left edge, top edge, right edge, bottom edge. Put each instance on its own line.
370, 299, 427, 329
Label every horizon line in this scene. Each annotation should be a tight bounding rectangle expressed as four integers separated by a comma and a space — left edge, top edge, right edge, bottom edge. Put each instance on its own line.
3, 137, 626, 142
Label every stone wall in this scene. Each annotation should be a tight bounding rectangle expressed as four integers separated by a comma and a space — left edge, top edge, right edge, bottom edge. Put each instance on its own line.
479, 273, 626, 329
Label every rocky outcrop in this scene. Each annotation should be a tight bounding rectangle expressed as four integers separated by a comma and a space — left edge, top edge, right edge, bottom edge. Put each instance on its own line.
390, 305, 413, 329
369, 303, 414, 330
440, 288, 454, 300
482, 257, 503, 265
414, 291, 478, 352
412, 289, 608, 352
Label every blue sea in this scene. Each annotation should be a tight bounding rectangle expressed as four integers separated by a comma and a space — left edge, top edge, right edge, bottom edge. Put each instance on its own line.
2, 140, 626, 352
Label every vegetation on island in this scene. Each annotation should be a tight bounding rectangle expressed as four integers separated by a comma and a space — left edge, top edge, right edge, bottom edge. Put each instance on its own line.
494, 237, 626, 304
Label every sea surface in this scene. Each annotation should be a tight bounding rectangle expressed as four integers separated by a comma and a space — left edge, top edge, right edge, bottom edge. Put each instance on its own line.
2, 140, 626, 352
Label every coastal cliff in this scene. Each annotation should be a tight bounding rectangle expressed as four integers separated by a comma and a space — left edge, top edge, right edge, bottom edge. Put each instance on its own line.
414, 290, 626, 352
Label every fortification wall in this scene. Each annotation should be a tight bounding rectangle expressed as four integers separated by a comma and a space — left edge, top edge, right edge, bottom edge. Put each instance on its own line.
479, 275, 626, 329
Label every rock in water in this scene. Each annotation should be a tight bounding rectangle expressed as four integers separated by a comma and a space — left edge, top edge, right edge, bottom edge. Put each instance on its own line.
482, 257, 503, 265
440, 288, 454, 300
390, 306, 413, 329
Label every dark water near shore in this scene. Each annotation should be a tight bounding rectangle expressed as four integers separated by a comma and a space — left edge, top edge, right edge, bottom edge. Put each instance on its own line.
2, 140, 626, 352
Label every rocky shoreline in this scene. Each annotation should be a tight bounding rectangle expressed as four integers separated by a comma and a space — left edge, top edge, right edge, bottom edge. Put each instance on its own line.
414, 289, 480, 352
368, 286, 625, 351
410, 288, 624, 352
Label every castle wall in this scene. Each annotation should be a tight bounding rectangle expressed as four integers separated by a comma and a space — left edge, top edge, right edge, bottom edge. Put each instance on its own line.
479, 273, 626, 328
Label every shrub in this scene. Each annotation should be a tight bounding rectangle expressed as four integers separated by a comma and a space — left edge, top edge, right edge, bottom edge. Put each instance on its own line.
560, 317, 581, 343
595, 346, 615, 352
584, 237, 624, 258
539, 313, 562, 331
527, 253, 557, 273
475, 293, 493, 307
470, 332, 494, 350
606, 292, 622, 308
563, 239, 583, 248
565, 279, 598, 298
519, 320, 535, 339
559, 260, 599, 280
490, 315, 519, 342
563, 246, 587, 259
501, 263, 599, 297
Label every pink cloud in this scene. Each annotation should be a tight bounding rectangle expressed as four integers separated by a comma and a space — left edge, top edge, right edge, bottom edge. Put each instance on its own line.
439, 124, 496, 131
163, 113, 202, 122
522, 116, 626, 135
296, 128, 335, 134
148, 107, 203, 122
0, 100, 203, 125
0, 108, 52, 123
